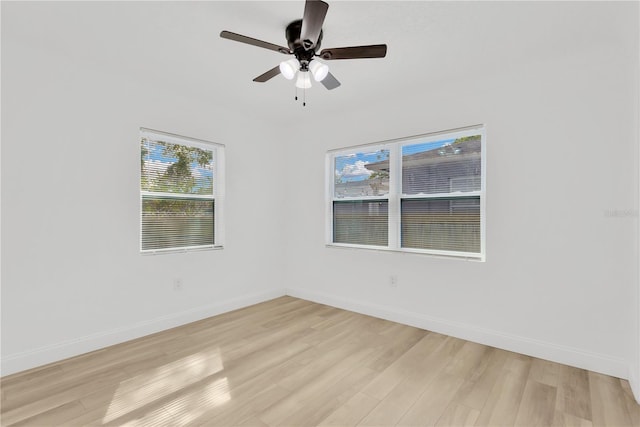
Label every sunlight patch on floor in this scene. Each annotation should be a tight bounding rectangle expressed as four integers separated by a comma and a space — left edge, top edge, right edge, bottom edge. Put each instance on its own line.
120, 377, 231, 426
103, 348, 224, 423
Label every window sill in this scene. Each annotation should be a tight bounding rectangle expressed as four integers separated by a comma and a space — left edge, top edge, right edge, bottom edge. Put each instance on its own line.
325, 243, 484, 262
141, 245, 223, 255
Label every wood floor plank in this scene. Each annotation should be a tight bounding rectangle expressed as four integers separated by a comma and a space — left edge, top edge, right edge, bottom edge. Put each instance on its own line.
474, 354, 532, 426
558, 364, 592, 422
456, 347, 509, 411
1, 364, 65, 389
443, 340, 489, 379
360, 335, 477, 426
620, 379, 640, 426
529, 357, 561, 387
396, 371, 466, 426
360, 362, 444, 426
176, 346, 320, 426
8, 401, 86, 427
588, 371, 633, 426
316, 392, 379, 427
258, 347, 375, 426
278, 366, 378, 427
1, 297, 638, 427
364, 324, 428, 373
1, 368, 128, 425
435, 403, 480, 427
191, 384, 291, 427
360, 332, 451, 401
558, 412, 593, 427
513, 379, 557, 426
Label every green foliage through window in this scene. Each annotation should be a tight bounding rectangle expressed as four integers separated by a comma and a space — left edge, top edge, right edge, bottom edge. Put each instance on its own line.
141, 138, 213, 195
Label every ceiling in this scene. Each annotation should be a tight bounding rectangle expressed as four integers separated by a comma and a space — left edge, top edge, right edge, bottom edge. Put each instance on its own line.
3, 1, 626, 122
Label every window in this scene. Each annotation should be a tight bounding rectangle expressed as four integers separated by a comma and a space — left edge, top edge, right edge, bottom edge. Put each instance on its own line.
140, 128, 225, 253
332, 148, 390, 247
327, 126, 485, 260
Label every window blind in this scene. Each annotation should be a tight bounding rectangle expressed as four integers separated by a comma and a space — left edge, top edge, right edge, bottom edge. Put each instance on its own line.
401, 198, 480, 252
333, 200, 389, 246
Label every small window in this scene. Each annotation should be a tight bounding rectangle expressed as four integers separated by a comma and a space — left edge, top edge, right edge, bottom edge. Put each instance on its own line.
140, 129, 225, 253
327, 127, 485, 260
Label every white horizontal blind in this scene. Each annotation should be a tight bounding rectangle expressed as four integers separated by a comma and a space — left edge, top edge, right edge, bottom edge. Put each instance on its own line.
401, 135, 482, 253
332, 148, 390, 247
401, 198, 480, 252
140, 130, 217, 252
334, 200, 389, 246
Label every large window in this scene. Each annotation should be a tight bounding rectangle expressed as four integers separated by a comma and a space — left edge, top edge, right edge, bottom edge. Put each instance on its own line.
140, 128, 225, 253
327, 126, 485, 260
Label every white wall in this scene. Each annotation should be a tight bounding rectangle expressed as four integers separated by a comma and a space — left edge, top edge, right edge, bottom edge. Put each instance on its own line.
1, 17, 286, 374
634, 0, 640, 402
284, 3, 639, 381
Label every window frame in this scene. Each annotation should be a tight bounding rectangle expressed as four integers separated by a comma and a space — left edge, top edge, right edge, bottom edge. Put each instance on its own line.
326, 125, 485, 261
328, 144, 391, 250
140, 128, 225, 254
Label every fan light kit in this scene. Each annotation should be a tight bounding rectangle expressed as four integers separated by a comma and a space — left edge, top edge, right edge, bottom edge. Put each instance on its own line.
221, 0, 387, 106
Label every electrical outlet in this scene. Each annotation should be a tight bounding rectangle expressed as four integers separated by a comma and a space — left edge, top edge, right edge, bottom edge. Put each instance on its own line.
173, 279, 183, 291
389, 275, 398, 287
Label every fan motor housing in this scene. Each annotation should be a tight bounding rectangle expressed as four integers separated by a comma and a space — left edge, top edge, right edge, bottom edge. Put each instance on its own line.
286, 19, 322, 60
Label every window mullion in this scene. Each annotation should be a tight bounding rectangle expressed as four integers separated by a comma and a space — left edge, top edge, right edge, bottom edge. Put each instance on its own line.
332, 195, 390, 202
400, 191, 482, 199
141, 191, 213, 200
388, 144, 401, 250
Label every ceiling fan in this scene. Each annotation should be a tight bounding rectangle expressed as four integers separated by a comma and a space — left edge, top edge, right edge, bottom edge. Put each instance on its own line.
220, 0, 387, 94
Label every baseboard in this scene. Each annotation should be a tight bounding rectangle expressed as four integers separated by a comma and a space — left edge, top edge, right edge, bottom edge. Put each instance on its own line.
3, 287, 630, 383
285, 287, 629, 380
631, 362, 640, 403
1, 288, 286, 377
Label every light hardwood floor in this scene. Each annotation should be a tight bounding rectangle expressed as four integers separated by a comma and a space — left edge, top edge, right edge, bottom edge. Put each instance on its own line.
1, 296, 638, 426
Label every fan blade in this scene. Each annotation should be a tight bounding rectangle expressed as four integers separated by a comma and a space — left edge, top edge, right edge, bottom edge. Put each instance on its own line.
319, 44, 387, 60
253, 66, 281, 82
321, 72, 341, 90
300, 0, 329, 50
220, 31, 292, 54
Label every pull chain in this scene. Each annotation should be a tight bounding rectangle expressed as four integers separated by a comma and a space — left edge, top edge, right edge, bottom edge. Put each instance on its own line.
292, 80, 308, 107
